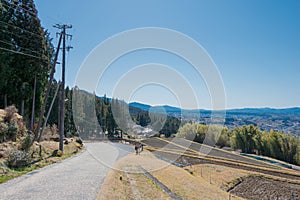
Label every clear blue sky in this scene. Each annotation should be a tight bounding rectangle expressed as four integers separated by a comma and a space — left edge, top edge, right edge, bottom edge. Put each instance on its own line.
35, 0, 300, 109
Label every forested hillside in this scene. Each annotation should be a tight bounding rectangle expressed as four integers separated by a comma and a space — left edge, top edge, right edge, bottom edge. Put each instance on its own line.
0, 0, 54, 129
61, 88, 181, 138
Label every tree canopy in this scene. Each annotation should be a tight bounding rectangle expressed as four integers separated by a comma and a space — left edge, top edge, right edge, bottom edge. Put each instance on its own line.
0, 0, 53, 125
177, 123, 300, 165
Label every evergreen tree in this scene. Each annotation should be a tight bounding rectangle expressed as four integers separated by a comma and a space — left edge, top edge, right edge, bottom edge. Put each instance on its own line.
0, 0, 53, 125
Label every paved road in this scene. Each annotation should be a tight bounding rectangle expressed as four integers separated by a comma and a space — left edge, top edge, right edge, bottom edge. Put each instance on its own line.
0, 142, 134, 200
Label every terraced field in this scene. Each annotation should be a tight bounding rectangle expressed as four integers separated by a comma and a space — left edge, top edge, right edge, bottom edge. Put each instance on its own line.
143, 137, 277, 168
142, 137, 300, 199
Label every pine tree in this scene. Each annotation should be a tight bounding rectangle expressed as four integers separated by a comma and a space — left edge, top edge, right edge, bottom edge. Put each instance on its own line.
0, 0, 53, 126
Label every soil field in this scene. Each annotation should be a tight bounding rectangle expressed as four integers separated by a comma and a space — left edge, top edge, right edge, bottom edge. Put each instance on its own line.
229, 175, 300, 200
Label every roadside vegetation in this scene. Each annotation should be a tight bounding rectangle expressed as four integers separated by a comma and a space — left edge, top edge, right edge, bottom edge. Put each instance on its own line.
176, 123, 300, 165
0, 106, 83, 184
0, 1, 84, 184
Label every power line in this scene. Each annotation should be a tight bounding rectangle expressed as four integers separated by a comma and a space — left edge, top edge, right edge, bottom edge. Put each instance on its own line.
0, 29, 46, 47
1, 1, 64, 52
0, 20, 45, 39
0, 29, 42, 44
0, 46, 48, 61
0, 39, 46, 57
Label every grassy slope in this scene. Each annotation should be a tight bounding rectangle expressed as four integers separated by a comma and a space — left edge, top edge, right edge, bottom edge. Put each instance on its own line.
97, 149, 243, 200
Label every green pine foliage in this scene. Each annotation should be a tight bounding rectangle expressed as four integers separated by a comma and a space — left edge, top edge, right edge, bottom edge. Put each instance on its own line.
0, 0, 54, 123
61, 88, 181, 139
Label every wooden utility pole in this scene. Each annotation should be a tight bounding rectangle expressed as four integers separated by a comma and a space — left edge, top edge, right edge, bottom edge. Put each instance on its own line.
60, 25, 66, 152
56, 24, 72, 152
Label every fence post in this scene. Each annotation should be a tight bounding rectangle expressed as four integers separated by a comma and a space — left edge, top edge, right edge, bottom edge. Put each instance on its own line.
201, 167, 203, 177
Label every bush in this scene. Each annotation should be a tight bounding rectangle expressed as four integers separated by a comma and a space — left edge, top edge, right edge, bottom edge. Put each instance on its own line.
20, 132, 34, 151
0, 123, 9, 142
7, 123, 18, 141
0, 122, 20, 143
7, 148, 32, 168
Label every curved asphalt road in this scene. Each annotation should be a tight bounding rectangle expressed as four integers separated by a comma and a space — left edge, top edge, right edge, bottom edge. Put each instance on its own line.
0, 142, 134, 200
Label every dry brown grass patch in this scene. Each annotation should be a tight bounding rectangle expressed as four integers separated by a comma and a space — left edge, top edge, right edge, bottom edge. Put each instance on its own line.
97, 149, 243, 200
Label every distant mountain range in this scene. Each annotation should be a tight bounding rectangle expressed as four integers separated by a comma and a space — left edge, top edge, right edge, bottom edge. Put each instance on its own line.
129, 102, 300, 135
129, 102, 300, 115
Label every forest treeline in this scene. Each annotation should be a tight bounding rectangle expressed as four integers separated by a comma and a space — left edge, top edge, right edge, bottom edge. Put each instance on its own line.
177, 123, 300, 165
46, 86, 181, 138
0, 0, 54, 129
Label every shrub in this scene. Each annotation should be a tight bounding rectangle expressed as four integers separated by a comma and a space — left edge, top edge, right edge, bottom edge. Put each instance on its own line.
0, 123, 9, 142
20, 132, 34, 151
0, 122, 20, 143
7, 148, 32, 168
7, 123, 18, 141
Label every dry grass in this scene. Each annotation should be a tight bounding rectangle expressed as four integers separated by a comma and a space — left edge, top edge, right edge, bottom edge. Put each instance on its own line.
99, 138, 300, 200
152, 163, 243, 200
186, 162, 300, 186
98, 169, 171, 200
189, 164, 250, 191
189, 163, 300, 200
98, 169, 134, 200
0, 139, 82, 184
97, 152, 171, 200
97, 149, 243, 200
145, 146, 300, 180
